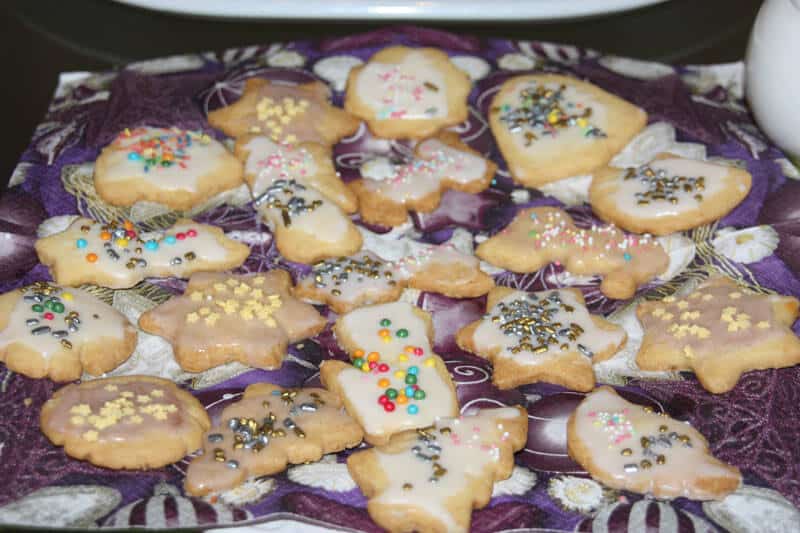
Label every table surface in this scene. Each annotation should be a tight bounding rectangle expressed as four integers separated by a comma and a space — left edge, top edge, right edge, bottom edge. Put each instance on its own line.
0, 0, 763, 194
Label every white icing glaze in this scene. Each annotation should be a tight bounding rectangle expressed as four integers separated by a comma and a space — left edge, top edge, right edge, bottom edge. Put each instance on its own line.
573, 387, 739, 499
47, 218, 234, 287
98, 127, 231, 192
254, 180, 348, 243
361, 139, 486, 203
611, 158, 730, 218
355, 51, 448, 120
0, 285, 126, 359
497, 82, 608, 152
242, 137, 317, 197
474, 289, 624, 366
335, 302, 457, 437
392, 242, 478, 282
372, 408, 520, 532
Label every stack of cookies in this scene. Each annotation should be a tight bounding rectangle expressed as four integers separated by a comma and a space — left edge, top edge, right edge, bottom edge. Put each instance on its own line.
3, 42, 798, 533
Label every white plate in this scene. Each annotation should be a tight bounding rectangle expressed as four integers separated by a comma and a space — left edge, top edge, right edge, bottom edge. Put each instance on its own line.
113, 0, 669, 21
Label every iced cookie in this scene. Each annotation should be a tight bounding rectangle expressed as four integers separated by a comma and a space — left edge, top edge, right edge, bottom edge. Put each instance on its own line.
254, 179, 363, 264
489, 74, 647, 187
320, 301, 459, 445
40, 375, 210, 469
347, 407, 529, 533
235, 134, 357, 213
589, 154, 752, 235
35, 217, 250, 290
93, 127, 244, 211
0, 282, 137, 382
456, 287, 626, 391
294, 244, 494, 314
567, 386, 741, 500
138, 270, 326, 373
345, 46, 471, 139
185, 383, 363, 496
476, 207, 668, 300
207, 78, 360, 145
636, 276, 800, 393
349, 132, 496, 227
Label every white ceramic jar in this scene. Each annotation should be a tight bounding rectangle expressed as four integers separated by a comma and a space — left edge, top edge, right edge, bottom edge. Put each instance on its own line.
746, 0, 800, 157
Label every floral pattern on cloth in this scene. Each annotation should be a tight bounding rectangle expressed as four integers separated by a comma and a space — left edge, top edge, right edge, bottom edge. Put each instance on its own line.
1, 25, 800, 532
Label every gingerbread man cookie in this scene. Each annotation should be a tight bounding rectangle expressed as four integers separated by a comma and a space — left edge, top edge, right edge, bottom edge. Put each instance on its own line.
345, 46, 471, 140
489, 74, 647, 187
35, 217, 251, 289
0, 282, 137, 382
208, 78, 360, 145
294, 244, 494, 314
40, 375, 210, 469
457, 287, 626, 391
567, 386, 741, 500
347, 407, 529, 533
476, 207, 669, 299
589, 154, 752, 235
185, 383, 364, 496
320, 301, 459, 445
93, 127, 245, 211
349, 132, 496, 227
139, 270, 326, 373
636, 276, 800, 393
234, 134, 362, 264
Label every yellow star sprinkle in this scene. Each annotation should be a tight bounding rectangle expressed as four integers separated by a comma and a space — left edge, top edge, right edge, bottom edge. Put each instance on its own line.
677, 301, 689, 309
190, 291, 203, 302
82, 430, 99, 442
757, 321, 770, 329
186, 312, 199, 323
70, 404, 92, 416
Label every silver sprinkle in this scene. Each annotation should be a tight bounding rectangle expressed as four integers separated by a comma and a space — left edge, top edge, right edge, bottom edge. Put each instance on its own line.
26, 319, 39, 327
51, 330, 69, 339
228, 418, 240, 430
283, 418, 296, 429
577, 344, 594, 358
31, 326, 51, 335
208, 433, 224, 443
624, 463, 639, 473
299, 403, 318, 412
226, 460, 240, 469
170, 257, 183, 266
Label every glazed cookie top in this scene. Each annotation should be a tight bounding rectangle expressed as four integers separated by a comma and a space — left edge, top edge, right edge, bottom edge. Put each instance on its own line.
185, 384, 362, 495
369, 407, 525, 533
241, 137, 318, 196
208, 79, 360, 145
493, 78, 608, 150
96, 127, 235, 191
254, 179, 350, 243
637, 276, 789, 356
140, 271, 326, 367
43, 377, 205, 445
35, 217, 249, 289
570, 387, 741, 499
361, 138, 488, 203
333, 302, 458, 437
0, 282, 129, 357
354, 49, 449, 121
474, 289, 625, 365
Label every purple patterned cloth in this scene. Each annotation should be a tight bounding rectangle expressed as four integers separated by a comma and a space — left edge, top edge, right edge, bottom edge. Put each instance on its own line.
1, 26, 799, 532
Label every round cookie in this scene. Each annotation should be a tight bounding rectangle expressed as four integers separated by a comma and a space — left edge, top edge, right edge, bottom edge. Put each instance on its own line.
489, 74, 647, 187
0, 283, 137, 382
589, 154, 752, 235
94, 127, 244, 211
40, 375, 211, 470
345, 46, 471, 139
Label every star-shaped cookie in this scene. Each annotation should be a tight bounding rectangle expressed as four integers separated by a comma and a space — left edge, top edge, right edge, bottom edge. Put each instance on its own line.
457, 286, 626, 391
207, 78, 360, 145
636, 276, 800, 393
35, 217, 251, 290
138, 270, 326, 372
567, 386, 741, 500
293, 243, 494, 314
475, 207, 669, 299
349, 131, 497, 227
185, 383, 363, 496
